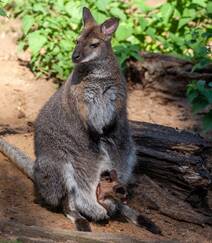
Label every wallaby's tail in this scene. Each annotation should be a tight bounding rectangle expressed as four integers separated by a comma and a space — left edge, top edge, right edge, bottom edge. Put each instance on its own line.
120, 204, 162, 235
0, 138, 34, 180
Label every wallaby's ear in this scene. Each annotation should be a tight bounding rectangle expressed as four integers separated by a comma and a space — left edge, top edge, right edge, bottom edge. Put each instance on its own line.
82, 7, 96, 27
101, 18, 119, 40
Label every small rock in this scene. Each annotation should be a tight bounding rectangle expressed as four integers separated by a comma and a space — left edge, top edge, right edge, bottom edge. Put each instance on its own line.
17, 110, 26, 119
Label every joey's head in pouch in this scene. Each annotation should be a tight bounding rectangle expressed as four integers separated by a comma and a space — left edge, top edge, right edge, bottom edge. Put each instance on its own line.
72, 7, 119, 64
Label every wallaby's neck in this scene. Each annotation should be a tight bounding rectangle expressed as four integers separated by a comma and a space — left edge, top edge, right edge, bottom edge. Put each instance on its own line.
71, 48, 120, 84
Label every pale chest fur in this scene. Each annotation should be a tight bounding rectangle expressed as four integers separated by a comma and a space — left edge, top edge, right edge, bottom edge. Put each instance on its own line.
72, 81, 117, 135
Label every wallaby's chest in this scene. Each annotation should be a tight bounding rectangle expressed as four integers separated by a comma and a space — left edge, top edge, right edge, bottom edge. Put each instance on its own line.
71, 79, 118, 134
84, 83, 117, 134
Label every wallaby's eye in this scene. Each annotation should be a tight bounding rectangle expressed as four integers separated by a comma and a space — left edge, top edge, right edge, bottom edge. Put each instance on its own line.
76, 40, 79, 45
90, 42, 100, 48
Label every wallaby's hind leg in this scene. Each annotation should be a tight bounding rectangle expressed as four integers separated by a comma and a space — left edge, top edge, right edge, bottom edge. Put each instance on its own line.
63, 195, 91, 232
34, 159, 65, 207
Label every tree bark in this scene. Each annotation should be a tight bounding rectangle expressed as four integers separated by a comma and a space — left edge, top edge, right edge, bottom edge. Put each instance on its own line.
125, 52, 212, 96
0, 220, 143, 243
130, 121, 212, 225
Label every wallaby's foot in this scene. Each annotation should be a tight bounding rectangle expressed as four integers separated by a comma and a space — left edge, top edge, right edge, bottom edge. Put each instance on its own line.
63, 195, 91, 232
121, 204, 162, 235
66, 213, 91, 232
136, 214, 161, 235
75, 218, 92, 232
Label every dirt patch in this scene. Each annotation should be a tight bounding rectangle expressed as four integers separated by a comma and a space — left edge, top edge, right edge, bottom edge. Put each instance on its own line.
0, 18, 56, 128
0, 18, 211, 242
127, 88, 198, 130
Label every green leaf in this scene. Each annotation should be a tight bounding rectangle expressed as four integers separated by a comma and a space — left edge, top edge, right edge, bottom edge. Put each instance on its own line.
146, 27, 156, 38
92, 10, 107, 23
54, 0, 65, 12
60, 39, 72, 51
192, 0, 206, 7
187, 90, 199, 103
196, 80, 206, 93
202, 110, 212, 132
204, 89, 212, 104
0, 8, 6, 16
110, 7, 126, 20
33, 3, 45, 13
65, 2, 81, 23
207, 2, 212, 14
115, 23, 133, 41
134, 0, 151, 12
28, 31, 47, 54
182, 9, 196, 18
160, 3, 174, 23
178, 18, 191, 29
22, 15, 34, 34
96, 0, 110, 11
139, 17, 148, 31
192, 96, 209, 113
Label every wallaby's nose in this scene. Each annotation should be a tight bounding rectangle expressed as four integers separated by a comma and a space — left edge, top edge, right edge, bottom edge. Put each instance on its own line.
72, 51, 80, 63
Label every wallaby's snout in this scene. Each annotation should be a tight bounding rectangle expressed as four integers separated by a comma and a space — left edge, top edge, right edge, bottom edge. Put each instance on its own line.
72, 7, 119, 64
72, 49, 81, 63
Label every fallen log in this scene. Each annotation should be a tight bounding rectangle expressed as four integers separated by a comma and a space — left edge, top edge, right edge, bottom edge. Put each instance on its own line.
0, 220, 143, 243
130, 121, 212, 225
125, 52, 212, 96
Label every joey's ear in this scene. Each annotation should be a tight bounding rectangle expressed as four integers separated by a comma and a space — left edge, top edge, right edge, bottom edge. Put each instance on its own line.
101, 18, 119, 40
82, 7, 96, 27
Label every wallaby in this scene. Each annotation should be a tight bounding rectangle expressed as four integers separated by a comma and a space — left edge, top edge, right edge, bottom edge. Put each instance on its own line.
0, 7, 160, 234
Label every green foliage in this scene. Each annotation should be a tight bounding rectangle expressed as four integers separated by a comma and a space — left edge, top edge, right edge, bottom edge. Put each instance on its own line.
0, 8, 6, 16
0, 0, 8, 16
187, 80, 212, 132
8, 0, 211, 81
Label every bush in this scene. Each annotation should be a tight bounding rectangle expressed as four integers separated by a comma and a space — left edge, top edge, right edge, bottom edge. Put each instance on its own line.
187, 80, 212, 132
8, 0, 211, 81
0, 0, 8, 16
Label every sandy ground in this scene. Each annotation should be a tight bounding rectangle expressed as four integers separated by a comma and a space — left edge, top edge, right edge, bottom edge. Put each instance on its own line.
0, 17, 212, 242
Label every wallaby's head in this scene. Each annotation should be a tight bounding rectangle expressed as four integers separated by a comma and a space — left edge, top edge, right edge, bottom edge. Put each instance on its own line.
72, 7, 119, 64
